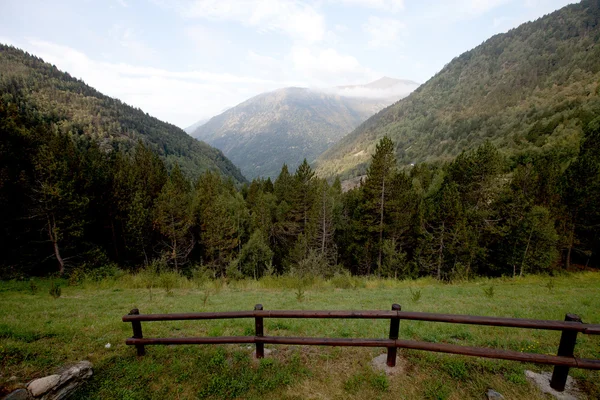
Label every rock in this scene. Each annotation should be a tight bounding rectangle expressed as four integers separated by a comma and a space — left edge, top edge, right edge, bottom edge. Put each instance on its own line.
25, 361, 93, 400
8, 376, 18, 382
371, 353, 405, 376
525, 370, 581, 400
3, 389, 31, 400
27, 375, 60, 397
486, 388, 505, 399
252, 348, 273, 359
46, 361, 93, 400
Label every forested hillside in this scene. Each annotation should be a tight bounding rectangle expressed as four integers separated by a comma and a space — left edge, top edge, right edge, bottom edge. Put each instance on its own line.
317, 0, 600, 179
193, 78, 418, 179
0, 44, 246, 183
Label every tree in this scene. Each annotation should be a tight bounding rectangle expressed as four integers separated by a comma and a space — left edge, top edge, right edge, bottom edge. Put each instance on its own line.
237, 230, 274, 279
154, 165, 194, 272
562, 117, 600, 268
363, 136, 397, 274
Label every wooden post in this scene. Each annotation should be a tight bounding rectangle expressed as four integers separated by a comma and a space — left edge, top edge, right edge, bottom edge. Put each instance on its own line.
129, 308, 145, 356
386, 304, 401, 367
550, 313, 582, 392
255, 304, 264, 359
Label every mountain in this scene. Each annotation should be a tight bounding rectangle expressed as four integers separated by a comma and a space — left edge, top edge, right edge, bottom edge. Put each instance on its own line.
0, 44, 246, 183
316, 0, 600, 179
184, 118, 209, 134
185, 107, 231, 134
192, 78, 419, 179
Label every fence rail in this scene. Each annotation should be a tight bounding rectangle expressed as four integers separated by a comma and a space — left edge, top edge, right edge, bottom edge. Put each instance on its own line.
123, 305, 600, 393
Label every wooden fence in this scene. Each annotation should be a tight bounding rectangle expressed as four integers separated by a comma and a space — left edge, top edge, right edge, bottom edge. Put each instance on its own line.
123, 304, 600, 393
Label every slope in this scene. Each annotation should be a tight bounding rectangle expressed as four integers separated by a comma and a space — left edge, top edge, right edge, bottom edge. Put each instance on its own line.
316, 0, 600, 179
0, 44, 246, 183
193, 78, 419, 179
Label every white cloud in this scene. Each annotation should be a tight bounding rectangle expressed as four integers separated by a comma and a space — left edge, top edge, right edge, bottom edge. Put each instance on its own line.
324, 81, 420, 99
289, 46, 377, 85
363, 16, 405, 48
334, 0, 405, 12
109, 24, 157, 61
182, 0, 326, 43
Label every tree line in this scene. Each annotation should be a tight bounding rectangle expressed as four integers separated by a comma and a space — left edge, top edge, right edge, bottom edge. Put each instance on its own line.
1, 93, 599, 278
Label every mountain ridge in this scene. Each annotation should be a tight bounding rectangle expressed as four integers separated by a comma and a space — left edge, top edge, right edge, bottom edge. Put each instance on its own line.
316, 0, 600, 179
0, 44, 246, 183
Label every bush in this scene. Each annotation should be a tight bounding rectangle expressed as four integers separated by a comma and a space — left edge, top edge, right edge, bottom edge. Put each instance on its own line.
191, 265, 213, 288
291, 249, 338, 279
330, 271, 359, 289
49, 282, 61, 299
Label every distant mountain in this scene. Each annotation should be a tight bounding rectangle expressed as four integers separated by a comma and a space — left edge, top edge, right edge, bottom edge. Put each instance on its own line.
184, 118, 209, 134
192, 78, 419, 179
0, 44, 246, 183
316, 0, 600, 179
185, 106, 231, 135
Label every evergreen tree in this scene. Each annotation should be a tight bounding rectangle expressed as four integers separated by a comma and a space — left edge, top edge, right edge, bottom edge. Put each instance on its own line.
363, 136, 397, 274
155, 165, 194, 272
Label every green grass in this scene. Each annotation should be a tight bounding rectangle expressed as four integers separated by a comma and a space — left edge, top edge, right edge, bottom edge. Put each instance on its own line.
1, 273, 599, 399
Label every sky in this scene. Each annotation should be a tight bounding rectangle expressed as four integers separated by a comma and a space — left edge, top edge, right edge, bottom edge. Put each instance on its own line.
0, 0, 579, 129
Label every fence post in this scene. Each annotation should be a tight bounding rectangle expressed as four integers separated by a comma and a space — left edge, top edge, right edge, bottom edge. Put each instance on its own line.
550, 313, 582, 392
386, 304, 401, 367
255, 304, 264, 359
129, 308, 145, 356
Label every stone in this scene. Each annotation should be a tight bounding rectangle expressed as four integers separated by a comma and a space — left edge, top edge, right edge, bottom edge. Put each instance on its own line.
8, 376, 17, 382
27, 375, 60, 397
252, 348, 273, 359
486, 388, 505, 399
371, 353, 405, 376
24, 361, 92, 400
3, 389, 31, 400
45, 361, 93, 400
525, 370, 581, 400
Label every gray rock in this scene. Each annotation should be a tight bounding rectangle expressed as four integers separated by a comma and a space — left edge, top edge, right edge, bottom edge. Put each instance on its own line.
25, 361, 92, 400
371, 353, 405, 376
486, 389, 505, 399
3, 389, 31, 400
42, 361, 93, 400
27, 375, 60, 397
525, 370, 581, 400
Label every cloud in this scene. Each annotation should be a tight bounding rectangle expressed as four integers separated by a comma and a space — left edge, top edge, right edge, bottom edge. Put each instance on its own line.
289, 46, 378, 85
363, 16, 405, 48
334, 0, 405, 12
181, 0, 326, 43
324, 81, 420, 99
109, 24, 157, 61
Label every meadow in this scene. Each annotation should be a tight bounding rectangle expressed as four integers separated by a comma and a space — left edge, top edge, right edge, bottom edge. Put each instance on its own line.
1, 272, 599, 399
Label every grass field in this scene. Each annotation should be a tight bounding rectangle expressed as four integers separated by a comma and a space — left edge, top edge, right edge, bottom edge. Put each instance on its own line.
1, 272, 599, 399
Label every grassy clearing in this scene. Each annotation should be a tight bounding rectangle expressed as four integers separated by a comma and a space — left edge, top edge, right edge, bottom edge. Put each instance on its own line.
1, 272, 599, 399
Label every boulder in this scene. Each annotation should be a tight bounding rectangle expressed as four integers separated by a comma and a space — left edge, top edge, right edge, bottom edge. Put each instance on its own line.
26, 361, 93, 400
27, 376, 60, 397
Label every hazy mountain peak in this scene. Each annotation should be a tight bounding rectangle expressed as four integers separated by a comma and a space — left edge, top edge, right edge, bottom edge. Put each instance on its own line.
326, 76, 420, 99
191, 77, 419, 179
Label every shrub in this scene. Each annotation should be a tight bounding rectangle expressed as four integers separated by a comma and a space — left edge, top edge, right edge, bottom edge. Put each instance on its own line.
49, 282, 61, 299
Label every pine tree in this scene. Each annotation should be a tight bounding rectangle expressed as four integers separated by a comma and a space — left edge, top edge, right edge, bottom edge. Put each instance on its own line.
363, 136, 397, 274
154, 165, 194, 272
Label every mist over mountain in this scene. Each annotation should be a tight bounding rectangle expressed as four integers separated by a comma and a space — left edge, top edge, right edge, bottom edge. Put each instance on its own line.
192, 77, 419, 179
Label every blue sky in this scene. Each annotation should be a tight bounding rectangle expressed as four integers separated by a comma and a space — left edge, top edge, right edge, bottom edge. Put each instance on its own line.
0, 0, 578, 128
